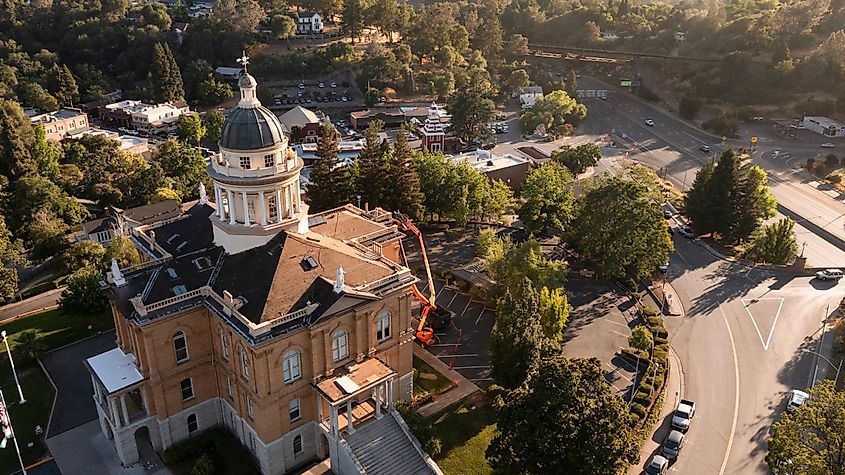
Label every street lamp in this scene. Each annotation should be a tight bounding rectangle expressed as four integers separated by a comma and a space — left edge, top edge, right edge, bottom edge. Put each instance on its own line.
801, 348, 843, 387
1, 331, 26, 404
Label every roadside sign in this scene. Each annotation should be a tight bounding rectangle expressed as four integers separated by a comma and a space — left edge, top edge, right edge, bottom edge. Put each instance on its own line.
611, 128, 616, 134
620, 79, 632, 87
721, 136, 727, 141
751, 136, 758, 143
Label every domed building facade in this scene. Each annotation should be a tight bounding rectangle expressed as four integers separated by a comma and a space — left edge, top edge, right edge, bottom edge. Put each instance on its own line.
209, 67, 306, 254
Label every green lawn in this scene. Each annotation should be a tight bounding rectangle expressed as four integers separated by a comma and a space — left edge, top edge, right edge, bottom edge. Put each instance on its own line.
413, 356, 454, 401
431, 400, 497, 475
0, 308, 114, 473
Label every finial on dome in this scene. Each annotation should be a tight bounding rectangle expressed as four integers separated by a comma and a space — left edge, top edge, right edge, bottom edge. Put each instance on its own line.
237, 50, 250, 74
111, 258, 126, 287
334, 265, 345, 293
198, 182, 208, 205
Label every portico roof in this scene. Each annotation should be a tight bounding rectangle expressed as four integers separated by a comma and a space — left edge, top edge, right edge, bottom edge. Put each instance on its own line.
315, 358, 395, 405
86, 347, 144, 395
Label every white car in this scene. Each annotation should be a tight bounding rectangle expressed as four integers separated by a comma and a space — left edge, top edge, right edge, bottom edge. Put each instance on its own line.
330, 82, 337, 88
645, 119, 655, 126
821, 143, 836, 148
786, 389, 808, 412
815, 269, 844, 281
318, 82, 325, 88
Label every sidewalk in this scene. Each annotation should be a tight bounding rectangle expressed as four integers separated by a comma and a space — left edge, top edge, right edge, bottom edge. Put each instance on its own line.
413, 345, 481, 418
629, 346, 684, 474
0, 287, 64, 322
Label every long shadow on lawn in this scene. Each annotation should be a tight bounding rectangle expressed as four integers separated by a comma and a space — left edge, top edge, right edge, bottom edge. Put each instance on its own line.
433, 398, 496, 455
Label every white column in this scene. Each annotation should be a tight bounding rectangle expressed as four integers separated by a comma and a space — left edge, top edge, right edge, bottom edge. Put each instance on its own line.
92, 375, 102, 402
120, 393, 130, 425
140, 388, 149, 415
374, 387, 382, 419
346, 400, 355, 434
318, 397, 324, 425
215, 185, 224, 219
287, 186, 295, 217
242, 192, 250, 226
295, 185, 302, 212
276, 188, 284, 222
227, 189, 236, 225
109, 397, 121, 428
387, 380, 394, 408
330, 406, 339, 437
259, 191, 267, 225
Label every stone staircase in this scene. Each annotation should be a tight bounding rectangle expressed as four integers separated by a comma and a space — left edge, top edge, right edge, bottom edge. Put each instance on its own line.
344, 411, 441, 475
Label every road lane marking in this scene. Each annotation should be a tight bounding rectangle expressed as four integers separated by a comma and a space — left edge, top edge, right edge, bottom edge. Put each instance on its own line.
474, 308, 487, 325
717, 305, 740, 475
740, 297, 784, 350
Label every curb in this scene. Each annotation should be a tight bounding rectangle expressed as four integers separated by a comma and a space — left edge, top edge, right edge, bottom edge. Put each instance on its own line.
38, 356, 59, 440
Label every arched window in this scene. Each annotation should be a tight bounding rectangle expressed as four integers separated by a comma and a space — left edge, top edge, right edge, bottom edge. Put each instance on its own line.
283, 350, 302, 383
377, 310, 391, 341
240, 348, 250, 380
173, 331, 188, 363
293, 434, 303, 454
332, 329, 349, 362
187, 414, 198, 434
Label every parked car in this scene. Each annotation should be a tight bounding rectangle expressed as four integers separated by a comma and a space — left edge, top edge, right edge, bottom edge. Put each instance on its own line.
815, 269, 844, 281
330, 82, 337, 88
298, 83, 305, 89
341, 96, 348, 102
318, 82, 325, 88
380, 96, 387, 102
645, 455, 669, 475
786, 389, 808, 412
663, 209, 673, 218
679, 226, 695, 239
821, 143, 836, 148
645, 119, 655, 126
671, 399, 696, 432
659, 261, 669, 273
661, 430, 685, 461
699, 144, 711, 152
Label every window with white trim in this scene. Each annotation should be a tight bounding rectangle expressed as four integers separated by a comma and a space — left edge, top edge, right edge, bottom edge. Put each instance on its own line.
221, 331, 229, 361
283, 350, 302, 383
293, 435, 303, 454
247, 398, 254, 418
377, 310, 391, 341
332, 329, 349, 362
289, 398, 301, 422
227, 376, 233, 399
187, 414, 198, 434
240, 156, 251, 169
173, 331, 189, 363
180, 378, 194, 401
240, 349, 250, 380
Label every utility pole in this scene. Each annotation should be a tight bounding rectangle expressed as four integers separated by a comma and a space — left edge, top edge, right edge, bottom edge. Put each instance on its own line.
1, 331, 26, 404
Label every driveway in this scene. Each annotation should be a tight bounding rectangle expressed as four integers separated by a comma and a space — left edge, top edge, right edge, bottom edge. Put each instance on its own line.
41, 331, 117, 437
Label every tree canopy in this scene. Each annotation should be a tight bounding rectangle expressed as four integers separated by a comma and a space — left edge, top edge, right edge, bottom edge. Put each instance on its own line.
520, 90, 587, 138
745, 218, 798, 265
552, 143, 601, 176
571, 177, 674, 279
487, 357, 638, 474
517, 162, 574, 235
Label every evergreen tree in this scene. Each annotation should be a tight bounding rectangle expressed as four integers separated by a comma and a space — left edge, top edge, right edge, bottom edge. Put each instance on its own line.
30, 123, 61, 183
357, 120, 389, 208
150, 42, 185, 103
490, 277, 550, 389
49, 64, 80, 107
385, 128, 424, 220
308, 125, 355, 211
0, 100, 36, 180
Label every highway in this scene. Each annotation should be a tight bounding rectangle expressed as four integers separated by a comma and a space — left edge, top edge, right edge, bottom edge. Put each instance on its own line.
579, 76, 845, 267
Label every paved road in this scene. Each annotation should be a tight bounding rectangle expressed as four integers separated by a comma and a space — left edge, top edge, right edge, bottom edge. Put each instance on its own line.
579, 76, 845, 267
0, 288, 63, 322
657, 233, 841, 474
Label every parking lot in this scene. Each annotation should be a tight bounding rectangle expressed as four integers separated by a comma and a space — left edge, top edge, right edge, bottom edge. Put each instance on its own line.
563, 279, 640, 400
417, 276, 495, 388
268, 79, 363, 108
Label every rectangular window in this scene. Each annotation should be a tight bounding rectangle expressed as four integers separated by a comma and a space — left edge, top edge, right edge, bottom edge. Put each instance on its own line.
247, 398, 254, 418
264, 154, 275, 168
221, 332, 229, 361
174, 332, 189, 362
227, 376, 233, 399
332, 331, 349, 362
180, 378, 194, 401
283, 351, 301, 383
240, 157, 251, 169
289, 398, 301, 422
377, 313, 391, 341
240, 350, 250, 380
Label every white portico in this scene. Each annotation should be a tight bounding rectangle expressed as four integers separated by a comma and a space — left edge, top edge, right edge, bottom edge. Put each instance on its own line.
209, 54, 306, 254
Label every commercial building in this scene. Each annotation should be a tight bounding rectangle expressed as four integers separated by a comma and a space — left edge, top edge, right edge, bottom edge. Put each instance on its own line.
29, 108, 90, 141
86, 61, 440, 475
450, 150, 532, 189
802, 116, 845, 137
99, 100, 190, 135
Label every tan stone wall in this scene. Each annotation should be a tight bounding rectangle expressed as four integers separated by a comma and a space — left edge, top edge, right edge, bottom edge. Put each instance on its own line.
119, 283, 414, 447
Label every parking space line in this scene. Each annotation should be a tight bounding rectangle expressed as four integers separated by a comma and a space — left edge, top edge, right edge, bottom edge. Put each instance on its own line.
608, 329, 631, 338
602, 319, 630, 328
460, 299, 472, 317
474, 308, 486, 325
447, 292, 458, 308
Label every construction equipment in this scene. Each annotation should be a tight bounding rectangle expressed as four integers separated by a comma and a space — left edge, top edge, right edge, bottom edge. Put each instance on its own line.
393, 211, 439, 347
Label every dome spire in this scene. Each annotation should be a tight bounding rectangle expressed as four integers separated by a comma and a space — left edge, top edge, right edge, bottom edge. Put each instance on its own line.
236, 52, 260, 109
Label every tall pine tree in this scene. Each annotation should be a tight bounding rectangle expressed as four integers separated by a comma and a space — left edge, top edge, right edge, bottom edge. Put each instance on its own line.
357, 120, 390, 209
49, 64, 79, 107
386, 127, 424, 220
307, 125, 356, 211
150, 42, 185, 103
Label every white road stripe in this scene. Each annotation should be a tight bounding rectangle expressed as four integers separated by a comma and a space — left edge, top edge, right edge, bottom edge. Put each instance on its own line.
717, 305, 741, 475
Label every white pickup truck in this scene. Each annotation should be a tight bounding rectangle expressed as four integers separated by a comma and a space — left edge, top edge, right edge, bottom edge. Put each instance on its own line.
671, 399, 696, 432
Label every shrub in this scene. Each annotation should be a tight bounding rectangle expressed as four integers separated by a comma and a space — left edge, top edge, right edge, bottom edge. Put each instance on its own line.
630, 402, 647, 418
641, 305, 659, 318
815, 163, 827, 177
190, 454, 214, 475
825, 154, 839, 168
397, 401, 442, 456
829, 174, 842, 184
806, 157, 816, 170
638, 383, 653, 396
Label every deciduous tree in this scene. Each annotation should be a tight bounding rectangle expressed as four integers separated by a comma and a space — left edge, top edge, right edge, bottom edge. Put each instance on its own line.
517, 162, 574, 235
60, 267, 109, 315
520, 90, 587, 138
204, 110, 226, 144
152, 139, 207, 200
486, 357, 638, 474
490, 277, 548, 389
628, 325, 653, 354
270, 14, 297, 40
571, 178, 673, 279
767, 381, 845, 475
177, 113, 206, 145
105, 235, 142, 268
745, 218, 798, 265
552, 143, 601, 176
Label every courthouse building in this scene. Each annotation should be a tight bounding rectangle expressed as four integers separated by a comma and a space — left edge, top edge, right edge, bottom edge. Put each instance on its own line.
85, 59, 441, 475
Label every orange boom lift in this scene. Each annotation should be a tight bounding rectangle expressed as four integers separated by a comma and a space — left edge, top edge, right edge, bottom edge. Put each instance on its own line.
393, 211, 439, 347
